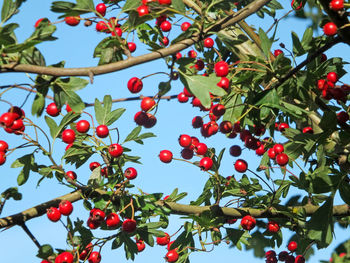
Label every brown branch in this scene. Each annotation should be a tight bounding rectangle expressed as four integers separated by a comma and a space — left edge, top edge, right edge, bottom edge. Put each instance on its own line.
1, 188, 350, 229
0, 0, 272, 77
20, 223, 41, 249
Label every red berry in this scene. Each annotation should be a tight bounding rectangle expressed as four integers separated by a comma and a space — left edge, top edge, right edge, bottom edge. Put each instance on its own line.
143, 113, 157, 128
278, 122, 289, 132
199, 157, 213, 171
158, 0, 172, 5
178, 134, 192, 148
89, 162, 101, 171
88, 251, 101, 263
106, 213, 120, 227
181, 22, 191, 31
327, 72, 338, 83
96, 3, 106, 16
46, 103, 60, 117
87, 218, 101, 229
302, 126, 313, 134
255, 144, 266, 156
160, 21, 172, 32
267, 220, 280, 233
204, 37, 214, 48
96, 125, 109, 138
330, 0, 344, 10
141, 97, 156, 112
323, 22, 337, 36
217, 77, 230, 90
240, 215, 256, 230
62, 129, 76, 144
295, 255, 305, 263
122, 218, 137, 232
59, 200, 73, 216
274, 49, 283, 57
128, 42, 137, 53
76, 120, 90, 133
157, 233, 170, 245
265, 250, 276, 258
165, 250, 179, 262
229, 145, 241, 157
273, 143, 284, 154
55, 251, 74, 263
181, 148, 194, 159
66, 171, 77, 180
47, 207, 61, 222
34, 18, 45, 27
134, 111, 148, 126
219, 121, 233, 134
212, 104, 226, 117
159, 150, 173, 163
137, 5, 149, 16
90, 208, 105, 221
192, 116, 203, 128
136, 240, 146, 252
268, 148, 276, 159
276, 153, 289, 166
10, 119, 24, 130
234, 159, 248, 173
64, 16, 80, 26
127, 77, 143, 93
214, 61, 229, 77
177, 92, 189, 103
161, 36, 169, 46
278, 251, 289, 261
287, 241, 297, 252
195, 142, 208, 155
188, 50, 197, 58
124, 167, 137, 180
0, 141, 8, 152
175, 52, 182, 60
109, 143, 123, 157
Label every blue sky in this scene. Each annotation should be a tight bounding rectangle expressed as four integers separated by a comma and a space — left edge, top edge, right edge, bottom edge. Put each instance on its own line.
0, 1, 349, 262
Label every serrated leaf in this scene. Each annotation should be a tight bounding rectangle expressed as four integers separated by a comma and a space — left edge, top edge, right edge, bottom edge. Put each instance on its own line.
258, 28, 272, 58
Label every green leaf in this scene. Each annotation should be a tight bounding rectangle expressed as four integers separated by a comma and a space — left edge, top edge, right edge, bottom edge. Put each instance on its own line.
124, 126, 142, 143
55, 112, 80, 139
12, 154, 35, 186
158, 81, 171, 96
106, 108, 126, 126
36, 244, 54, 259
258, 28, 272, 58
45, 116, 58, 139
122, 0, 142, 11
291, 31, 304, 56
301, 27, 313, 50
94, 95, 113, 125
172, 0, 186, 12
339, 182, 350, 206
63, 145, 94, 168
1, 187, 22, 200
307, 197, 334, 248
76, 0, 94, 10
1, 0, 26, 23
180, 74, 226, 108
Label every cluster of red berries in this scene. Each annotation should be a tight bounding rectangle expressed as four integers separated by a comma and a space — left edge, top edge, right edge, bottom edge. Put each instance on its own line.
267, 143, 289, 166
0, 106, 25, 136
155, 232, 179, 262
51, 244, 101, 263
317, 72, 348, 102
134, 96, 157, 128
46, 200, 73, 222
265, 241, 305, 263
329, 0, 344, 11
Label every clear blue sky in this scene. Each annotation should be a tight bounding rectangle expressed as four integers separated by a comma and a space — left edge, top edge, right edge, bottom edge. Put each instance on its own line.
0, 1, 349, 262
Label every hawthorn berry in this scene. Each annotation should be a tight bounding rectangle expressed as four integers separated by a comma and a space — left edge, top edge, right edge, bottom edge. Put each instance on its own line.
87, 218, 101, 229
302, 127, 313, 134
134, 111, 148, 126
46, 102, 60, 117
34, 18, 45, 27
287, 241, 297, 252
323, 22, 337, 36
212, 104, 226, 117
88, 251, 101, 263
89, 162, 101, 171
55, 251, 74, 263
295, 255, 305, 263
90, 208, 105, 221
137, 240, 146, 252
178, 134, 192, 148
122, 218, 137, 232
137, 5, 149, 16
157, 233, 170, 245
76, 120, 90, 133
240, 215, 256, 230
143, 113, 157, 128
161, 36, 170, 46
188, 50, 197, 58
128, 42, 137, 53
0, 140, 8, 152
278, 122, 289, 132
181, 148, 194, 159
214, 61, 229, 77
64, 16, 80, 26
255, 144, 266, 156
59, 200, 73, 216
276, 153, 289, 166
159, 150, 173, 163
234, 159, 248, 173
181, 22, 191, 31
229, 145, 241, 157
66, 171, 77, 180
177, 92, 189, 103
124, 167, 137, 180
195, 143, 208, 155
47, 207, 61, 222
127, 77, 143, 93
268, 148, 276, 159
165, 250, 179, 262
96, 125, 109, 138
278, 251, 289, 261
330, 0, 344, 11
219, 121, 233, 134
274, 49, 283, 57
109, 143, 123, 158
204, 37, 214, 48
192, 116, 203, 128
327, 72, 338, 83
141, 97, 156, 112
273, 144, 284, 154
159, 0, 172, 4
96, 3, 106, 16
62, 129, 76, 144
106, 213, 120, 227
160, 21, 172, 32
199, 157, 213, 171
267, 220, 280, 233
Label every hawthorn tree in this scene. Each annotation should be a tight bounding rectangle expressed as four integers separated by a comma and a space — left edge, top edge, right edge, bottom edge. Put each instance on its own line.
1, 0, 350, 262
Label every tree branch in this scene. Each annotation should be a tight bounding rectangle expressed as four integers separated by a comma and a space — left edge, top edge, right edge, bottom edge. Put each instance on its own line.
1, 188, 350, 229
0, 0, 272, 77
